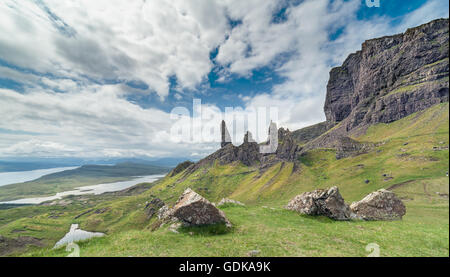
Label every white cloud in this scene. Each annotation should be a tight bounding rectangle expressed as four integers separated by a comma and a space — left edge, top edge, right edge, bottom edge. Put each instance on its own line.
0, 0, 231, 99
0, 87, 221, 158
0, 0, 447, 158
1, 139, 81, 157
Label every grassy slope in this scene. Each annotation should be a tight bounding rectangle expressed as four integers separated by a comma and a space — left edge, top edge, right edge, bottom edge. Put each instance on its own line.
1, 103, 448, 257
0, 163, 169, 201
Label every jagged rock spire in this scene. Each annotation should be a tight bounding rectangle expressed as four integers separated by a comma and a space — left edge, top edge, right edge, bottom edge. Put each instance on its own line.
221, 120, 232, 148
243, 131, 255, 144
259, 121, 278, 154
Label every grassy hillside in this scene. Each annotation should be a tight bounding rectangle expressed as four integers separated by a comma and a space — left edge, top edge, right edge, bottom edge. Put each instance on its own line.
0, 103, 448, 257
0, 163, 169, 201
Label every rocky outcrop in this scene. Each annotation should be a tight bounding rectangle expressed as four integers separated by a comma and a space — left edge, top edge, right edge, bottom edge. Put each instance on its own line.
144, 198, 165, 219
276, 128, 300, 160
286, 186, 355, 220
157, 205, 172, 220
191, 121, 300, 172
304, 19, 449, 152
333, 137, 373, 159
217, 198, 245, 207
0, 235, 44, 256
169, 161, 194, 177
292, 122, 332, 145
350, 189, 406, 220
171, 188, 231, 227
209, 138, 261, 167
324, 18, 449, 130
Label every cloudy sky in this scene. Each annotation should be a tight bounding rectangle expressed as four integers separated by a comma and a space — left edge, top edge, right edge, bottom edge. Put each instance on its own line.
0, 0, 448, 159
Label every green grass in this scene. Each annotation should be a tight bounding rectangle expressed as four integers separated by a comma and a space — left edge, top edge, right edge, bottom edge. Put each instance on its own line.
424, 57, 449, 68
385, 83, 426, 96
1, 103, 448, 257
22, 180, 449, 257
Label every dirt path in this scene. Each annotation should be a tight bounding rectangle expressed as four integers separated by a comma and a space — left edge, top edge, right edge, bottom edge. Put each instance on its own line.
387, 180, 415, 191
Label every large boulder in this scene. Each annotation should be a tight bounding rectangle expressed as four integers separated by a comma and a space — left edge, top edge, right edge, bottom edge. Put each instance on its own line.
172, 188, 231, 227
350, 189, 406, 220
286, 186, 355, 220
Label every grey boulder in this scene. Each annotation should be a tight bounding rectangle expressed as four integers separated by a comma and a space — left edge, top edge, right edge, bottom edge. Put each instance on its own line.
350, 189, 406, 220
286, 186, 355, 220
172, 188, 231, 227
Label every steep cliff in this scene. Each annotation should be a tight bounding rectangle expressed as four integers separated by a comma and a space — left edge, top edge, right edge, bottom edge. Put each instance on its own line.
306, 18, 449, 151
326, 18, 448, 129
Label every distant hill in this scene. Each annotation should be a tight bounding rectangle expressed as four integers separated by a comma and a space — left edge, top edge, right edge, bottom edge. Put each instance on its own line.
38, 162, 170, 180
0, 157, 193, 173
0, 161, 80, 173
0, 162, 170, 202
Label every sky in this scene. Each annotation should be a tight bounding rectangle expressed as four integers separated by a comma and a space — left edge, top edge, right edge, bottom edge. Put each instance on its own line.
0, 0, 448, 160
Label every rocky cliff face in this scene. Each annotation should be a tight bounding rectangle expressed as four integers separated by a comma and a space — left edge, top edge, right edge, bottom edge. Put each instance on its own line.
306, 18, 449, 151
325, 18, 449, 130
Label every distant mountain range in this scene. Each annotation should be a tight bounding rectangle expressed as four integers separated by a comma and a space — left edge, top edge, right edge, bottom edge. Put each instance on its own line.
38, 162, 170, 180
0, 157, 195, 173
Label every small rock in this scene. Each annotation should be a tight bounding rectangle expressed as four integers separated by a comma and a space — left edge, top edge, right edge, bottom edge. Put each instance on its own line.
168, 222, 182, 234
217, 198, 245, 207
157, 205, 172, 220
364, 179, 370, 184
145, 198, 165, 219
247, 250, 261, 257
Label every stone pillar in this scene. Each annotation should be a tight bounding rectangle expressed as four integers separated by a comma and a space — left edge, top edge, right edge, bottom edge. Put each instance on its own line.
243, 131, 255, 144
259, 121, 278, 154
221, 120, 232, 147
